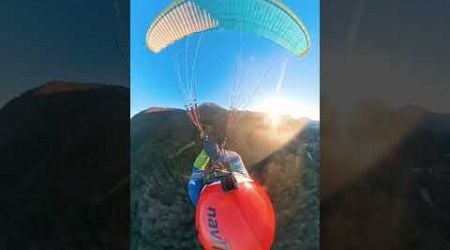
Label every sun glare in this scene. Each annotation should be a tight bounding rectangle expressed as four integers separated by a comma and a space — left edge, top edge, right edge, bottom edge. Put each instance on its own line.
265, 98, 286, 123
251, 96, 317, 123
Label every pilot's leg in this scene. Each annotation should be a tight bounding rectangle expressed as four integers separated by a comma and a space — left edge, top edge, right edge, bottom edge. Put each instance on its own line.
187, 167, 204, 206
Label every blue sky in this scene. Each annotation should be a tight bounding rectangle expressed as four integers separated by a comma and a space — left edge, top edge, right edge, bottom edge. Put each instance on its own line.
131, 0, 319, 119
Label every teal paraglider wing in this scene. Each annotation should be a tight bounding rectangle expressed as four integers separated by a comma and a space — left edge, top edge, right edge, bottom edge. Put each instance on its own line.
146, 0, 310, 56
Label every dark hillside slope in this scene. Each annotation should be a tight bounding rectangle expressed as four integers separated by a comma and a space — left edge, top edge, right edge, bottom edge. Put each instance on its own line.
0, 81, 129, 249
321, 106, 450, 250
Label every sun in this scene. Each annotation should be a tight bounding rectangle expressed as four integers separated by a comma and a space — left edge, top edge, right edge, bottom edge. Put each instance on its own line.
265, 99, 286, 122
252, 96, 306, 124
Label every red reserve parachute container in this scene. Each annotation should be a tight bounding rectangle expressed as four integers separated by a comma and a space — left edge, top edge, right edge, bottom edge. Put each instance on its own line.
195, 177, 275, 250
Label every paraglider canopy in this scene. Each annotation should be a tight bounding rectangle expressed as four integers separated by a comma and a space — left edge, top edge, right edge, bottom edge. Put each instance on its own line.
146, 0, 310, 56
196, 176, 275, 250
145, 0, 311, 133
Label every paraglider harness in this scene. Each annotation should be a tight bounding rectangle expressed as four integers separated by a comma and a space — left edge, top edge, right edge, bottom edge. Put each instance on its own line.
204, 160, 239, 192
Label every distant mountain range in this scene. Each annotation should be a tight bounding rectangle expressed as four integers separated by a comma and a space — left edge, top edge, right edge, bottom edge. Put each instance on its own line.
0, 81, 130, 249
131, 104, 320, 249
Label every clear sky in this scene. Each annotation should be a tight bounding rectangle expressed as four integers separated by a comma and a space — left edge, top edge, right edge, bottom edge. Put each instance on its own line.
131, 0, 319, 120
